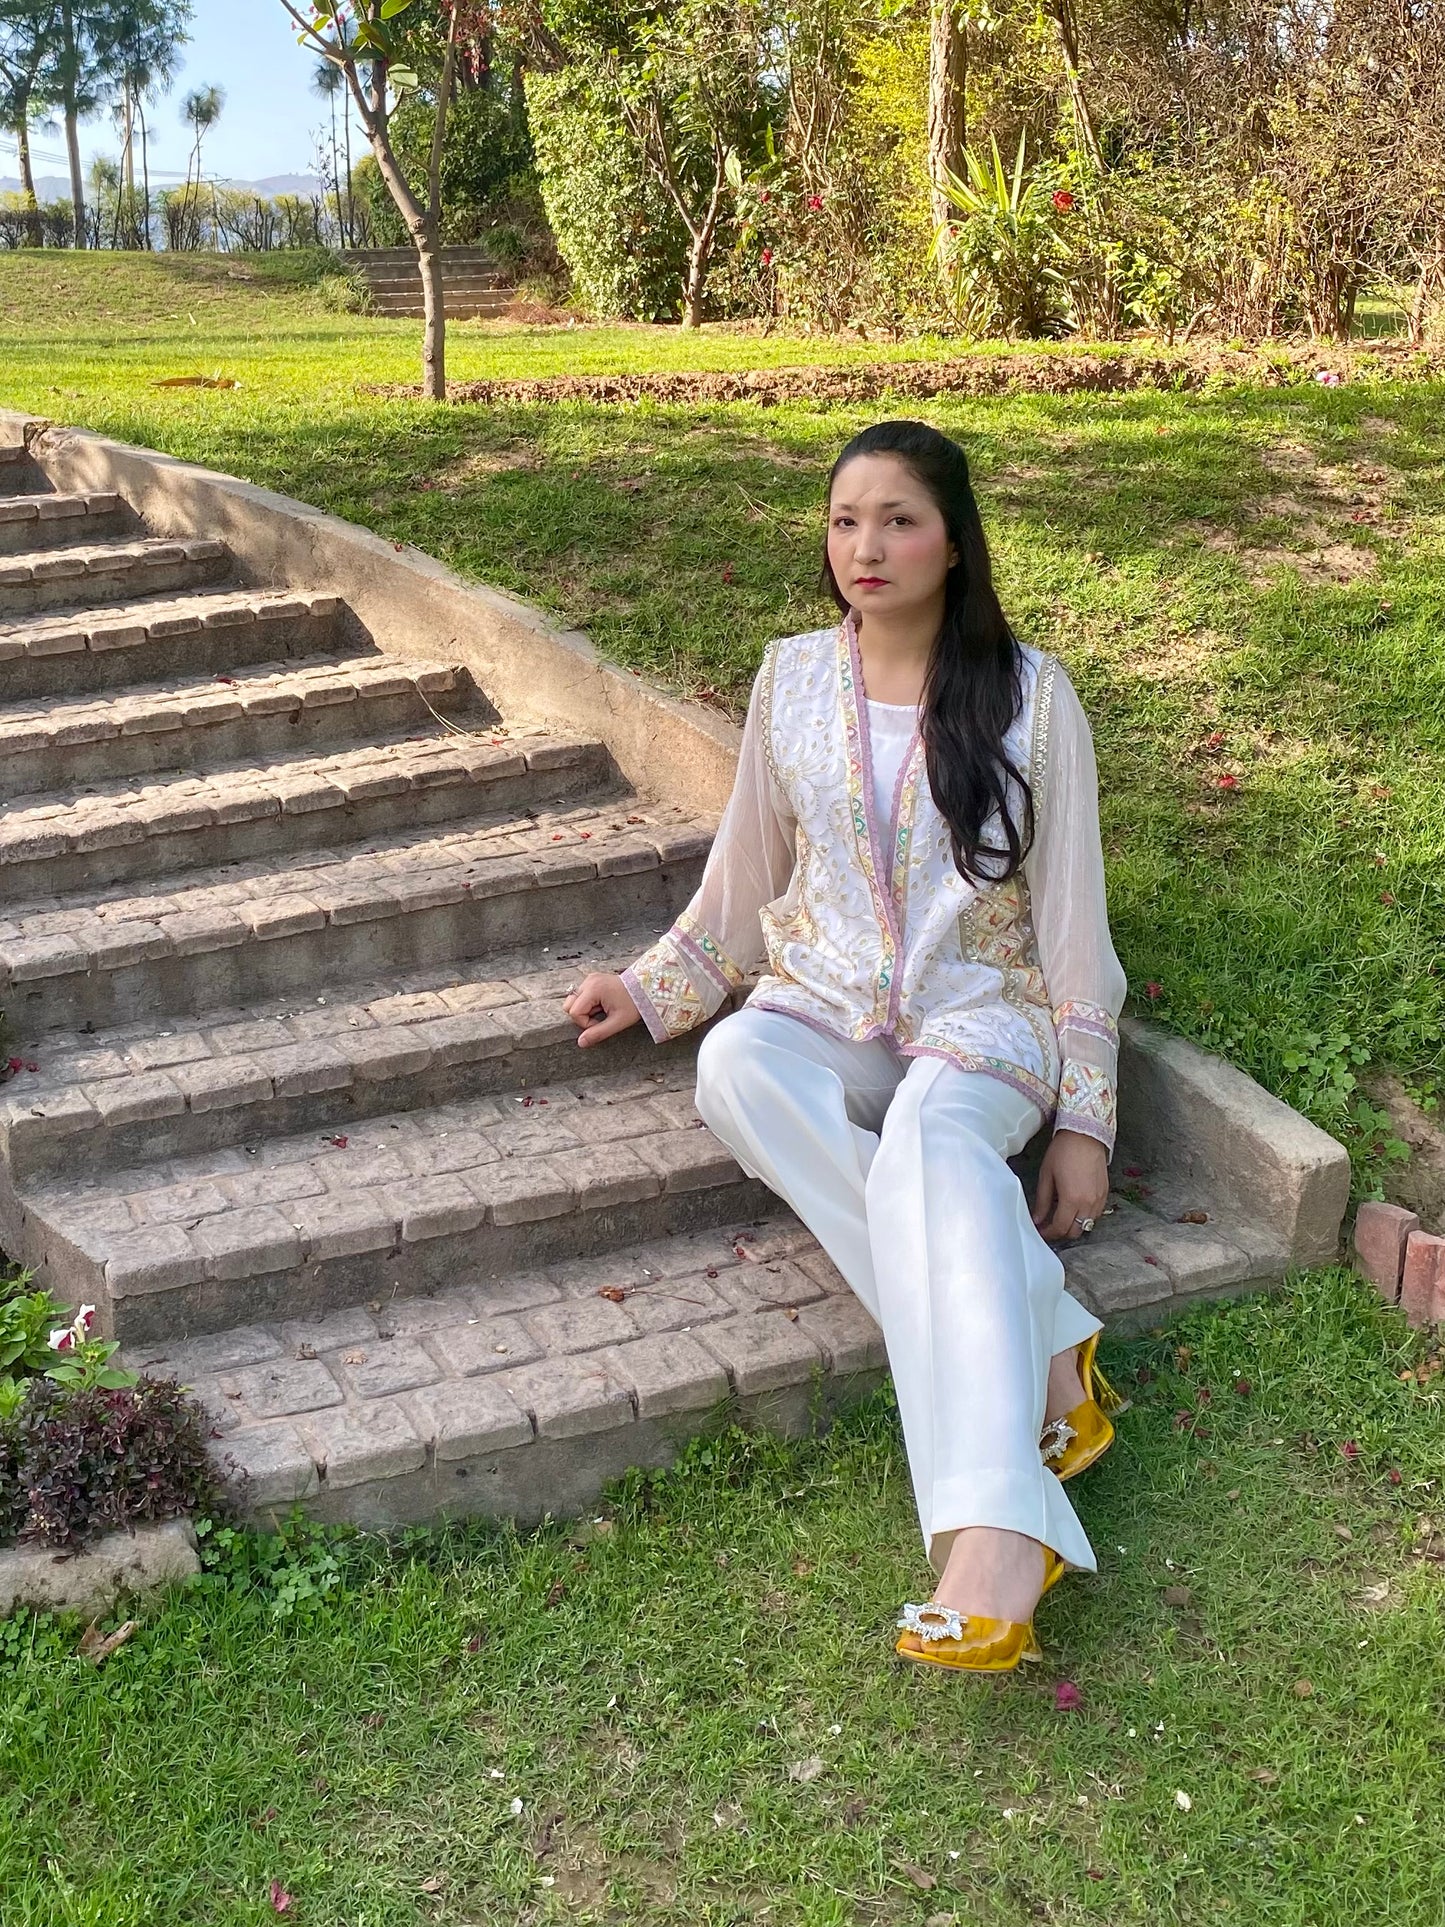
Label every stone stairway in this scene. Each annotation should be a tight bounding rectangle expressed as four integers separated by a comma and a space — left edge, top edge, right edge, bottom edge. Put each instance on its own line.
341, 247, 518, 321
0, 422, 1350, 1533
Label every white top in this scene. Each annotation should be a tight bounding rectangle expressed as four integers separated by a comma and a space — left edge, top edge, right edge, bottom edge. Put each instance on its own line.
865, 697, 921, 833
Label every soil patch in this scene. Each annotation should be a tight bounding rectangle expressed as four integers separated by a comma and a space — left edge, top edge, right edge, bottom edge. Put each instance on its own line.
368, 339, 1445, 408
1179, 431, 1408, 587
1363, 1069, 1445, 1228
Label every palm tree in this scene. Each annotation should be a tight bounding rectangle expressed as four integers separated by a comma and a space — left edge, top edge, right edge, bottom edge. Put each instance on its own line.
178, 79, 222, 248
311, 55, 343, 246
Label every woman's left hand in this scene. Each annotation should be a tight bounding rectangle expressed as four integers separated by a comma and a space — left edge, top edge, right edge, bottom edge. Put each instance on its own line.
1031, 1130, 1111, 1243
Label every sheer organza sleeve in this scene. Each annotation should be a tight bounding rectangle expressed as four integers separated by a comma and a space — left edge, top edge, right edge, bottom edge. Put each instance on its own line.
621, 648, 796, 1041
1025, 661, 1128, 1155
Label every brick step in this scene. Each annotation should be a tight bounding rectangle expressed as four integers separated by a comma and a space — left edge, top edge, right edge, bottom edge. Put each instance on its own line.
0, 918, 692, 1182
0, 652, 471, 801
0, 727, 616, 896
0, 795, 713, 1034
0, 587, 346, 703
113, 1209, 871, 1526
0, 491, 132, 556
367, 282, 509, 295
344, 248, 497, 265
0, 537, 229, 618
25, 1067, 781, 1345
370, 298, 515, 318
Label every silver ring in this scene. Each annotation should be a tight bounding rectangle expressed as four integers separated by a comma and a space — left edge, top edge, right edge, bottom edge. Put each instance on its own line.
1073, 1215, 1096, 1232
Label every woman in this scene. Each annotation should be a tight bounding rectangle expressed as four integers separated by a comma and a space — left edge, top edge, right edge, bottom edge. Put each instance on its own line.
562, 419, 1127, 1675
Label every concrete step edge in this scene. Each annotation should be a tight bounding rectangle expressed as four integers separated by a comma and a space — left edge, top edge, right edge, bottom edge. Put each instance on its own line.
0, 651, 465, 757
0, 728, 607, 872
29, 1102, 766, 1323
121, 1212, 865, 1522
0, 914, 685, 1171
0, 536, 227, 589
0, 801, 715, 995
0, 587, 344, 663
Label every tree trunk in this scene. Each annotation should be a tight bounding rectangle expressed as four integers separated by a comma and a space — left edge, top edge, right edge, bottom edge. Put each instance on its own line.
64, 106, 86, 245
60, 0, 86, 248
138, 98, 153, 249
927, 0, 968, 234
682, 234, 709, 328
342, 98, 353, 246
1046, 0, 1103, 172
417, 224, 446, 398
16, 118, 42, 248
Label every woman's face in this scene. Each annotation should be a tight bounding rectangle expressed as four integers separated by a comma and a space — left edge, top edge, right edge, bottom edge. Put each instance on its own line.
827, 453, 958, 618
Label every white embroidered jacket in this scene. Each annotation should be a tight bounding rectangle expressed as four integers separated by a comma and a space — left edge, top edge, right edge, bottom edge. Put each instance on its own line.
620, 611, 1128, 1154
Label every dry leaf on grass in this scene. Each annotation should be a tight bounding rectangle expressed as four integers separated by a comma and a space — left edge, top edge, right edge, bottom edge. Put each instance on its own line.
78, 1619, 137, 1665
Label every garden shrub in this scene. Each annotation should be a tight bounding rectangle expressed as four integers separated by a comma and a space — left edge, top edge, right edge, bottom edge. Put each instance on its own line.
525, 64, 691, 321
1, 1375, 232, 1554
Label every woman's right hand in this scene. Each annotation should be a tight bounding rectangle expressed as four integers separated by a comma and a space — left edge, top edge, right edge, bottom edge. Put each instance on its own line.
562, 971, 644, 1048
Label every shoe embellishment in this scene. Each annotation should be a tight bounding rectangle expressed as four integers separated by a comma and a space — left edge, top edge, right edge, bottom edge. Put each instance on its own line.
896, 1600, 966, 1643
1039, 1414, 1078, 1464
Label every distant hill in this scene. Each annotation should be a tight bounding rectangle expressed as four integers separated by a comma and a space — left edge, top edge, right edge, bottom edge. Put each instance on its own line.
0, 172, 324, 203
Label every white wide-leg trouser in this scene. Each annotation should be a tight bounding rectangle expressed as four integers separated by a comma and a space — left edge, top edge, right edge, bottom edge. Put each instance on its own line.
694, 1006, 1102, 1578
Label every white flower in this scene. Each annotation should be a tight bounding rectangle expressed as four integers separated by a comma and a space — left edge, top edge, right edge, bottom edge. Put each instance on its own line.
77, 1304, 96, 1331
1175, 1790, 1192, 1812
509, 1796, 524, 1815
47, 1327, 73, 1351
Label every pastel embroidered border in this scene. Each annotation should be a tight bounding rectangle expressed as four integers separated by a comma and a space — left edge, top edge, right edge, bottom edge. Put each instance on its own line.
676, 909, 746, 996
1055, 1057, 1117, 1149
837, 616, 898, 1015
1053, 999, 1119, 1048
1029, 650, 1058, 816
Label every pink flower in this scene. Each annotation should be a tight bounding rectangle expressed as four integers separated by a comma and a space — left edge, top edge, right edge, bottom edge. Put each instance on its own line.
806, 193, 824, 211
1314, 369, 1342, 386
1388, 1468, 1403, 1485
1145, 981, 1164, 1001
1052, 190, 1075, 212
1341, 1439, 1360, 1460
1054, 1680, 1083, 1711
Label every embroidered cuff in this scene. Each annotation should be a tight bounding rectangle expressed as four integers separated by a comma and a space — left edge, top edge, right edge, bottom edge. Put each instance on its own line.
621, 916, 744, 1043
1053, 999, 1119, 1053
1053, 1058, 1117, 1155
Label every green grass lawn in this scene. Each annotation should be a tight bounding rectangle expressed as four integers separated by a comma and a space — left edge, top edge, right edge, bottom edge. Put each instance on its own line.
4, 1274, 1445, 1927
2, 251, 1443, 1924
6, 251, 1439, 1185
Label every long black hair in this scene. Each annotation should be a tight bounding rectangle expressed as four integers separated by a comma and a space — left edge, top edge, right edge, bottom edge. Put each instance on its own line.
819, 418, 1034, 887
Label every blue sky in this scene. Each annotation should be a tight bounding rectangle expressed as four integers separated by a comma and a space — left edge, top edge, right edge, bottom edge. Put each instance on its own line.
22, 2, 355, 187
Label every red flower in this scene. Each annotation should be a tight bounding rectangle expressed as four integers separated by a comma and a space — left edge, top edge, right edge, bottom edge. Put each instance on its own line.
1341, 1439, 1360, 1460
1388, 1468, 1403, 1485
1145, 981, 1164, 1001
759, 190, 771, 204
760, 247, 774, 266
1054, 1680, 1083, 1711
1217, 773, 1239, 791
806, 193, 824, 211
1052, 190, 1075, 212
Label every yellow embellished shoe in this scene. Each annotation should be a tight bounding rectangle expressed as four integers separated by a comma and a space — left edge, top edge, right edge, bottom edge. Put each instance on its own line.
894, 1550, 1066, 1674
1039, 1331, 1130, 1483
